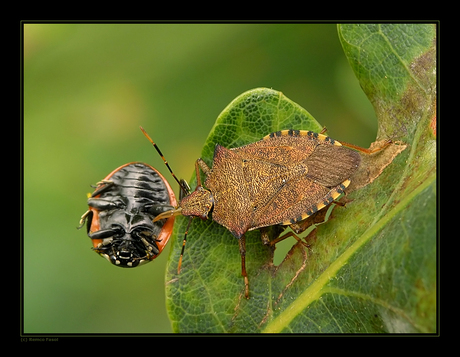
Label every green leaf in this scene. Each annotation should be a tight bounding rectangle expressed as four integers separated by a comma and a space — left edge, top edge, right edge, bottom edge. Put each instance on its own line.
165, 24, 436, 333
338, 24, 436, 141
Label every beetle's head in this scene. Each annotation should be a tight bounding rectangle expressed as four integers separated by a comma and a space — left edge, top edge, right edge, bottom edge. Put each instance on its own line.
91, 224, 160, 268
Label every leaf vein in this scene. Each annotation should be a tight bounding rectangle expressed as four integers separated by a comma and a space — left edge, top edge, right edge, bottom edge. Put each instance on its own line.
261, 174, 435, 333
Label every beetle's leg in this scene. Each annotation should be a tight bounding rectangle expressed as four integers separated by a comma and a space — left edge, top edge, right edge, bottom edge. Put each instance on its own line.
88, 228, 119, 240
78, 210, 92, 229
87, 197, 120, 211
238, 235, 249, 299
91, 180, 114, 197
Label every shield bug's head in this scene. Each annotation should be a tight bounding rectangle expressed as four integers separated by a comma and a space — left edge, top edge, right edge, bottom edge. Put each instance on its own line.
179, 186, 214, 219
79, 162, 177, 267
153, 186, 214, 222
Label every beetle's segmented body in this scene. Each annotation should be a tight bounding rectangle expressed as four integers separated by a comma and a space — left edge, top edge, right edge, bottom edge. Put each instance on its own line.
79, 162, 177, 267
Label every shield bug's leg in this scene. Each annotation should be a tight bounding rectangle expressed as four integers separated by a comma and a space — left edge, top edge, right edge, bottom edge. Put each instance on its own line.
267, 231, 308, 247
320, 126, 327, 134
260, 225, 307, 247
177, 217, 193, 274
194, 160, 203, 187
267, 201, 345, 247
194, 158, 211, 188
260, 227, 271, 246
260, 225, 286, 246
196, 158, 211, 177
173, 159, 212, 275
331, 200, 346, 207
238, 235, 249, 299
290, 202, 340, 234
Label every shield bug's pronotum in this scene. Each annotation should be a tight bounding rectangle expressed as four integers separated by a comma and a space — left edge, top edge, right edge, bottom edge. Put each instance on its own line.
141, 127, 391, 297
78, 162, 177, 267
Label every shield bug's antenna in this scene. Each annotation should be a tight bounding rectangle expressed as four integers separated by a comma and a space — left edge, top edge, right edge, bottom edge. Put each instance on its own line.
140, 126, 194, 274
140, 126, 191, 196
340, 139, 393, 154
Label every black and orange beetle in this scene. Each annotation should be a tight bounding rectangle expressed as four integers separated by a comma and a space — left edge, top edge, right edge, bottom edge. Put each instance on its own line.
79, 162, 177, 267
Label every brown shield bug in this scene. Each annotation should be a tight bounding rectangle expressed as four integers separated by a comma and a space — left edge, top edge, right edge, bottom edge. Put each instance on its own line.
140, 127, 390, 298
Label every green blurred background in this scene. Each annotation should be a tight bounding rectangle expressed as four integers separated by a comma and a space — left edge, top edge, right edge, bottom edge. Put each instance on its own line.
23, 23, 377, 333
